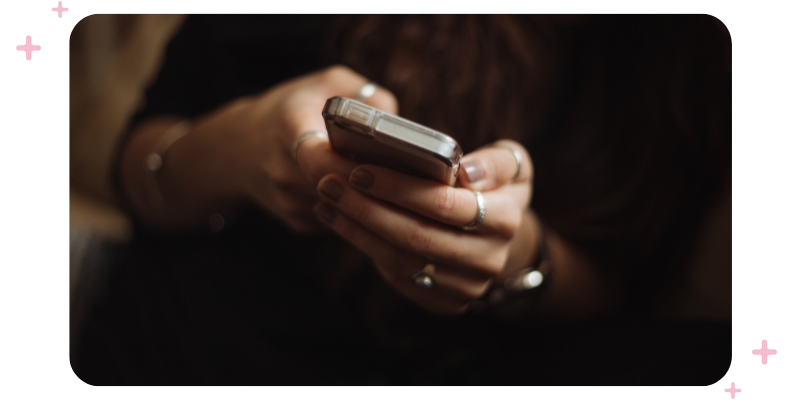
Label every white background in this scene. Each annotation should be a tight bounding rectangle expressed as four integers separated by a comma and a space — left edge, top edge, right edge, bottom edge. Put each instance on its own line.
0, 1, 796, 398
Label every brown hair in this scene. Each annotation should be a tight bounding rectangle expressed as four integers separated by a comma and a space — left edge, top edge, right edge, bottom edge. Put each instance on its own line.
330, 15, 548, 151
329, 15, 731, 312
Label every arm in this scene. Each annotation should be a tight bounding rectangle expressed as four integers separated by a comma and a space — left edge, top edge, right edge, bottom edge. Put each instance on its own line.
118, 66, 398, 234
502, 209, 624, 320
314, 140, 622, 318
119, 110, 246, 232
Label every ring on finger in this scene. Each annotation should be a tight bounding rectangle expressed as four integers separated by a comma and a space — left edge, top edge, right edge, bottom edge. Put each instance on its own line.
354, 81, 378, 102
463, 191, 487, 230
496, 145, 523, 181
293, 130, 328, 161
412, 263, 436, 290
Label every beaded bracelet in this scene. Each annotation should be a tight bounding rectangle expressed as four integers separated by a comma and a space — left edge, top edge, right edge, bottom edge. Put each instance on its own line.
144, 120, 192, 216
469, 217, 551, 315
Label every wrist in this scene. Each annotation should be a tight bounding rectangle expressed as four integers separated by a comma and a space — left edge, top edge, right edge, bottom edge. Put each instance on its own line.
158, 119, 247, 225
122, 115, 246, 233
499, 208, 540, 281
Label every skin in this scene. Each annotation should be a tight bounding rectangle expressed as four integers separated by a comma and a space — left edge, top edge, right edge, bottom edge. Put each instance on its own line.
120, 65, 621, 317
314, 141, 535, 314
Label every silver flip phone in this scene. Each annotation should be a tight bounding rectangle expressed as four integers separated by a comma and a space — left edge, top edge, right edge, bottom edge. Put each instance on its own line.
322, 96, 462, 186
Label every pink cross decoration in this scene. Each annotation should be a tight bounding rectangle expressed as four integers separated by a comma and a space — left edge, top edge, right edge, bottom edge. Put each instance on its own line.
16, 36, 41, 61
52, 2, 68, 18
725, 382, 741, 399
752, 339, 777, 364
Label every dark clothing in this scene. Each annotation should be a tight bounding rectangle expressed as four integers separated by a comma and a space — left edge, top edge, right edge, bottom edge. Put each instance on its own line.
72, 15, 731, 385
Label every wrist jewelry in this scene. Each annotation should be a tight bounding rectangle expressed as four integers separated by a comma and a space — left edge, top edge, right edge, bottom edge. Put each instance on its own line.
469, 215, 551, 314
144, 119, 192, 216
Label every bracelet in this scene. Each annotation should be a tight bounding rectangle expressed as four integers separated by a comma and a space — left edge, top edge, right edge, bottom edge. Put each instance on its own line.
144, 119, 192, 216
490, 222, 551, 304
469, 215, 551, 315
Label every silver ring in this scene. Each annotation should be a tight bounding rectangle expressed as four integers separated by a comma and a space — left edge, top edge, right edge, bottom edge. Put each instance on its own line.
293, 130, 327, 161
464, 191, 486, 230
497, 145, 523, 181
355, 81, 378, 102
413, 263, 436, 290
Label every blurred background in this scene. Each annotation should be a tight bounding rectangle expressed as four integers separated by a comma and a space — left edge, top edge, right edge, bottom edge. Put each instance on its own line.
70, 14, 185, 338
70, 16, 730, 385
70, 14, 731, 338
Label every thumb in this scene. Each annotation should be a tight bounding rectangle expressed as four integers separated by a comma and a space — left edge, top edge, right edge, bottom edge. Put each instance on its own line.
457, 140, 533, 191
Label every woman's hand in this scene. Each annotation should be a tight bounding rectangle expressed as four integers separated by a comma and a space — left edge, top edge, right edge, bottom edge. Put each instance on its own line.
313, 140, 536, 315
122, 65, 397, 232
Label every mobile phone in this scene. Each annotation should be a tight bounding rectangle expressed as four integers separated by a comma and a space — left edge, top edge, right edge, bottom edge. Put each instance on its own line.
322, 96, 462, 186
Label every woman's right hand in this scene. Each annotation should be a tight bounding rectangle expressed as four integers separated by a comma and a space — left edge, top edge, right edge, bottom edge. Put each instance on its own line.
125, 65, 397, 233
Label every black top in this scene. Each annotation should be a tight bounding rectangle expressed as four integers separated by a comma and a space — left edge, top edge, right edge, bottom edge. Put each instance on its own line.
73, 15, 731, 385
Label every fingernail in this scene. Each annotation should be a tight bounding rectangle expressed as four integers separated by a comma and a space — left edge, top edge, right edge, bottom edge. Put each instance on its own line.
462, 160, 484, 183
319, 178, 345, 202
350, 168, 374, 190
314, 203, 336, 224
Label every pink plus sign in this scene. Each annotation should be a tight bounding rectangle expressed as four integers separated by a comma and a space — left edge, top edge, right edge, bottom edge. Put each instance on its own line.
725, 382, 741, 399
52, 1, 68, 18
16, 36, 41, 61
752, 339, 777, 364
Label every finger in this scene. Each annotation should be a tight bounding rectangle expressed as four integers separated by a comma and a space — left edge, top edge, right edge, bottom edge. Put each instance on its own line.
315, 65, 398, 114
374, 263, 471, 315
372, 256, 492, 300
282, 66, 396, 150
312, 202, 479, 315
360, 87, 398, 115
349, 165, 522, 236
317, 174, 508, 278
289, 66, 397, 185
457, 140, 534, 191
423, 266, 492, 303
296, 136, 359, 185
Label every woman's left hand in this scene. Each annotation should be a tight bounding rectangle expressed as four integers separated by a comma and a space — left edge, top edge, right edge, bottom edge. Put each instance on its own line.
313, 139, 535, 315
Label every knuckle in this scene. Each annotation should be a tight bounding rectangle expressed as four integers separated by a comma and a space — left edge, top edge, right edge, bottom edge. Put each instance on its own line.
491, 151, 513, 181
524, 152, 535, 180
383, 178, 404, 199
403, 222, 432, 254
372, 90, 399, 113
431, 187, 458, 217
499, 140, 534, 181
495, 211, 522, 240
320, 65, 352, 81
352, 201, 373, 222
476, 253, 507, 278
